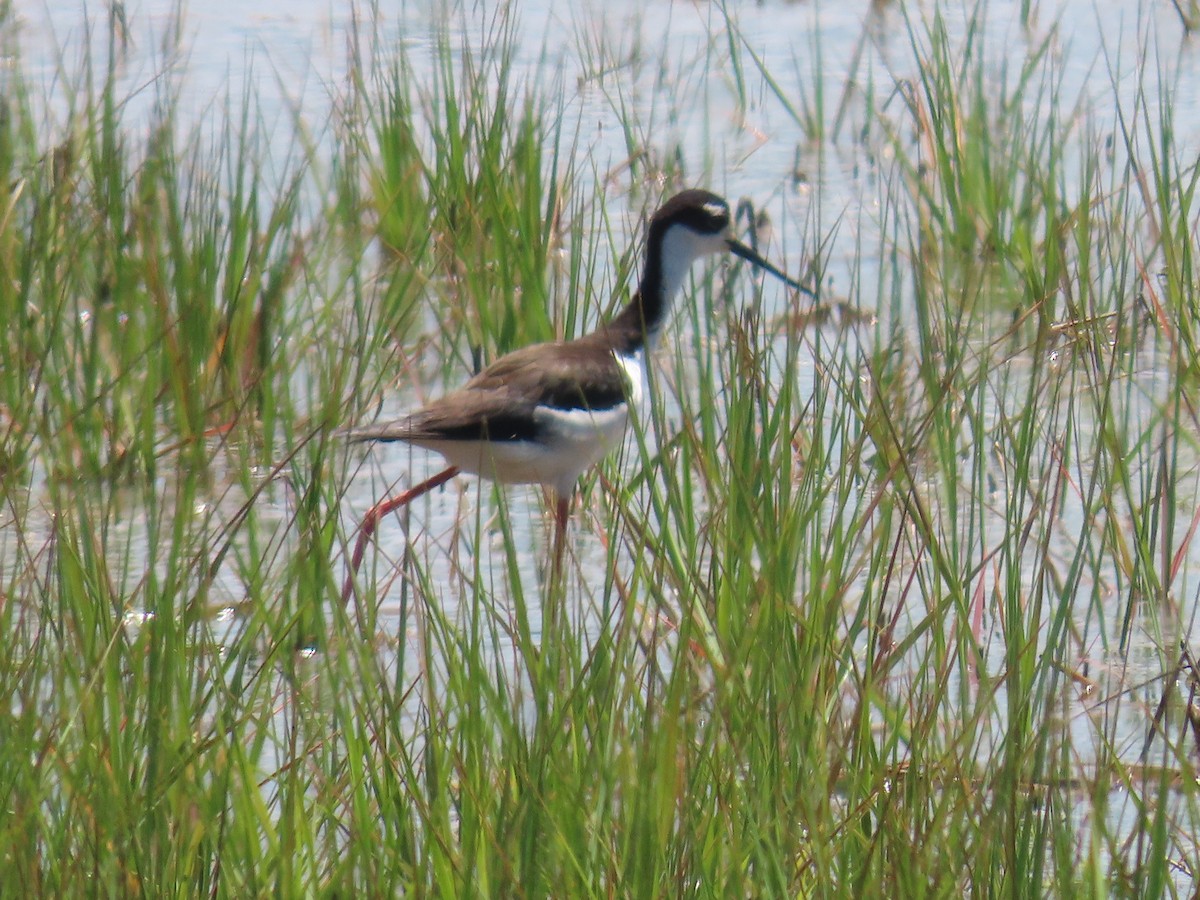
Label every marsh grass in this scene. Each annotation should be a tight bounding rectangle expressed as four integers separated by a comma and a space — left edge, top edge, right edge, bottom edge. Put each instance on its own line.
3, 0, 1200, 895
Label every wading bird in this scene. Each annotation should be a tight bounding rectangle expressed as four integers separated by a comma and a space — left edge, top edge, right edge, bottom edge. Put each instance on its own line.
342, 189, 801, 603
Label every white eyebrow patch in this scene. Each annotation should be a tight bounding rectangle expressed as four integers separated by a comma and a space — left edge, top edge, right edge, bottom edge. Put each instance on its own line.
702, 201, 727, 221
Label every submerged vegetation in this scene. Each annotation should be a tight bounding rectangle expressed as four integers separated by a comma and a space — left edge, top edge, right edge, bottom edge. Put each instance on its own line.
2, 0, 1200, 894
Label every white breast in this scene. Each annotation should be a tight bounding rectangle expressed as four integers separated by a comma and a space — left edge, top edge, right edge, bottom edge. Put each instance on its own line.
614, 349, 647, 409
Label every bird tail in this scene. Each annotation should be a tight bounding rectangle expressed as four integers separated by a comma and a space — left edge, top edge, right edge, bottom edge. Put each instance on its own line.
337, 422, 412, 443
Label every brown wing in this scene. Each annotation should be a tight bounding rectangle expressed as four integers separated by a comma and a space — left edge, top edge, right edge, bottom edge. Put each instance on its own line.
350, 334, 630, 445
461, 334, 628, 413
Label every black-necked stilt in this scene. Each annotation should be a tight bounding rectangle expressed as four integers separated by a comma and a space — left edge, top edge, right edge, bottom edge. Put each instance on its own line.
341, 188, 801, 603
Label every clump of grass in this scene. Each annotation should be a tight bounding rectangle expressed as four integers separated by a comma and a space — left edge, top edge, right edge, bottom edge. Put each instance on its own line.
342, 4, 570, 385
0, 34, 310, 485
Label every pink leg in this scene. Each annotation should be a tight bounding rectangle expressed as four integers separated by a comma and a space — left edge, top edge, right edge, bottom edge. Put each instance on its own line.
342, 466, 460, 605
551, 494, 570, 583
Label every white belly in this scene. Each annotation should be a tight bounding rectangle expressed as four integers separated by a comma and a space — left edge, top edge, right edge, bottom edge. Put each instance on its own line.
411, 350, 647, 497
415, 401, 629, 497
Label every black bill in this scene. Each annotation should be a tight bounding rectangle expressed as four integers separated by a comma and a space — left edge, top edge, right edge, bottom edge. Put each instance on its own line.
728, 238, 812, 296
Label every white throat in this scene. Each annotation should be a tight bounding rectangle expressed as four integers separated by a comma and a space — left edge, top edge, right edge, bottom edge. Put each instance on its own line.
657, 228, 703, 321
648, 226, 727, 351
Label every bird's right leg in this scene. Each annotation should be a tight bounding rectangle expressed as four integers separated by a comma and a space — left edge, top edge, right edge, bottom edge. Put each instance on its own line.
342, 466, 460, 605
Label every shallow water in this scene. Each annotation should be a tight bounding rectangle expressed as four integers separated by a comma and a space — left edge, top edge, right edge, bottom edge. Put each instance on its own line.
10, 2, 1198, 621
9, 0, 1200, 884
